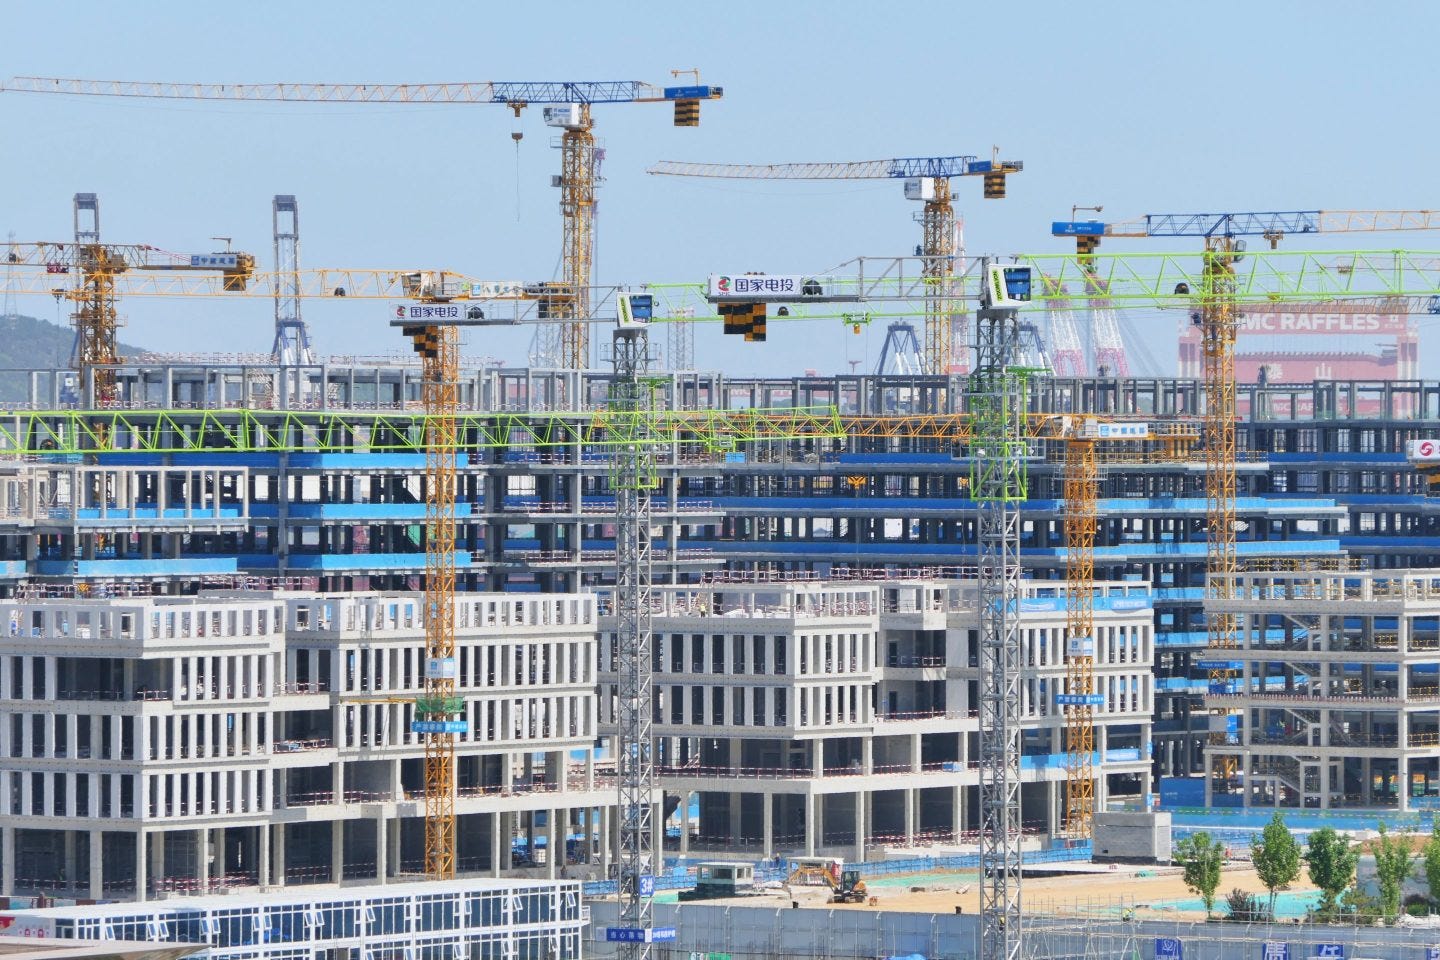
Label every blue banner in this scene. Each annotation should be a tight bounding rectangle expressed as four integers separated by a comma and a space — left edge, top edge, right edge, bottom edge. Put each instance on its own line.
1156, 938, 1183, 960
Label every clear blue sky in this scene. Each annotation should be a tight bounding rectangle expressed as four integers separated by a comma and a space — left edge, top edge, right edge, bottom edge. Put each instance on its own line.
2, 0, 1438, 377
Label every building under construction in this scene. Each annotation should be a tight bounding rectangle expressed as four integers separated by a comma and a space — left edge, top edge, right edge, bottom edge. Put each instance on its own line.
0, 348, 1434, 898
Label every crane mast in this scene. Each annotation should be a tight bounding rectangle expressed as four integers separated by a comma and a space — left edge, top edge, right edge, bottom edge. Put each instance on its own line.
1201, 236, 1241, 769
610, 313, 658, 960
70, 193, 120, 406
921, 178, 957, 374
407, 319, 461, 878
1062, 426, 1099, 837
559, 104, 599, 369
971, 261, 1028, 960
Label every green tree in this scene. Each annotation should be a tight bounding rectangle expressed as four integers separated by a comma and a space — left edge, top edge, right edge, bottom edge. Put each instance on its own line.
1175, 831, 1225, 918
1305, 827, 1359, 917
1251, 812, 1302, 917
1372, 822, 1416, 921
1423, 822, 1440, 907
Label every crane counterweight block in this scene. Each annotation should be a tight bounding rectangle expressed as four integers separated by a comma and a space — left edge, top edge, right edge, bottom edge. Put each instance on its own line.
673, 99, 700, 126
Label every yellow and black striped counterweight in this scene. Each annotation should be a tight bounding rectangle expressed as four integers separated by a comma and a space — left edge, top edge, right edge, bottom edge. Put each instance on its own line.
719, 302, 767, 341
404, 324, 442, 359
674, 99, 700, 126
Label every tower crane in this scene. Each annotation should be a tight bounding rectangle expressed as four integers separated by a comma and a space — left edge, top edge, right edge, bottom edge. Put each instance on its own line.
12, 193, 258, 405
0, 252, 837, 893
1041, 416, 1198, 838
2, 76, 722, 372
1050, 209, 1440, 789
648, 154, 1022, 374
9, 241, 1440, 933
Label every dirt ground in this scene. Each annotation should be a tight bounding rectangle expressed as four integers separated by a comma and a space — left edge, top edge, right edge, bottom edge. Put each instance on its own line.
696, 863, 1319, 918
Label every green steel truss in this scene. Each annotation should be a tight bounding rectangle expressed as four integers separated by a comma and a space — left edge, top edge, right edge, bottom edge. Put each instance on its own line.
0, 407, 845, 456
645, 249, 1440, 324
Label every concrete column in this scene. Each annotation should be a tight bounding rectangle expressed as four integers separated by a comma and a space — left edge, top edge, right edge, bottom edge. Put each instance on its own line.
273, 823, 287, 886
89, 830, 103, 900
651, 801, 663, 876
149, 830, 165, 889
762, 794, 774, 859
599, 807, 611, 878
604, 805, 622, 880
804, 795, 817, 856
853, 791, 866, 865
214, 827, 227, 881
2, 825, 14, 894
524, 810, 536, 867
258, 822, 270, 888
904, 788, 917, 846
953, 786, 965, 840
197, 828, 211, 891
679, 793, 690, 855
1046, 781, 1060, 837
546, 808, 559, 879
375, 818, 388, 884
490, 813, 502, 878
135, 830, 148, 902
63, 831, 76, 889
331, 819, 344, 882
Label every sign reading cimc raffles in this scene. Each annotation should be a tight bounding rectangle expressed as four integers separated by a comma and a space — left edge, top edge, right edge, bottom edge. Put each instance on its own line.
1240, 310, 1409, 335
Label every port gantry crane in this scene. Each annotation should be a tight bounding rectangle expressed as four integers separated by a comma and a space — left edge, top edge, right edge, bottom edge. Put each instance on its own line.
647, 154, 1022, 375
1051, 209, 1440, 789
271, 195, 314, 368
1, 74, 722, 372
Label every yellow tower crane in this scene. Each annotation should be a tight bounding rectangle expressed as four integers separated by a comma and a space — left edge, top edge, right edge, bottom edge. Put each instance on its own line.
1052, 210, 1440, 786
9, 195, 256, 404
1, 76, 722, 372
1044, 415, 1198, 837
396, 312, 464, 879
0, 255, 840, 885
647, 153, 1022, 374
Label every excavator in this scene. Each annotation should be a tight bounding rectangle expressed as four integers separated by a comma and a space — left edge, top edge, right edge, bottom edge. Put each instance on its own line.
785, 859, 870, 904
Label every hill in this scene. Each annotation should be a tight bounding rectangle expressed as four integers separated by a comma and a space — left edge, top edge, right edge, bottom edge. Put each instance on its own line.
0, 313, 148, 402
